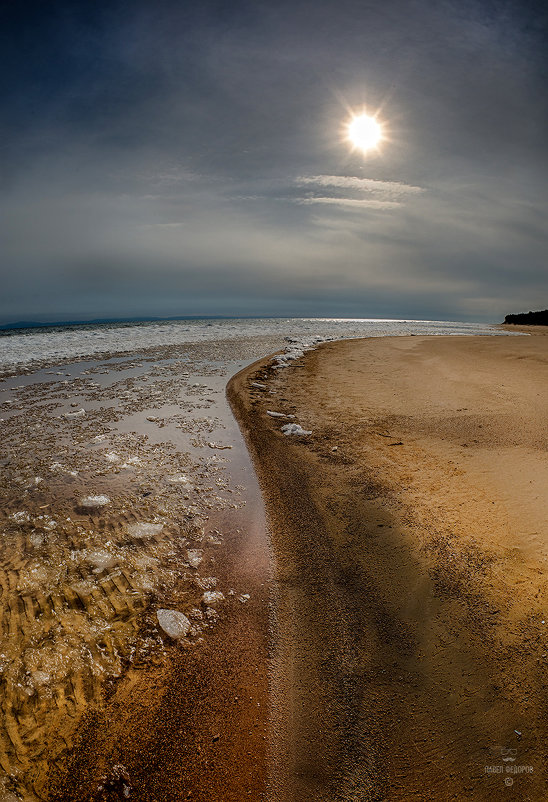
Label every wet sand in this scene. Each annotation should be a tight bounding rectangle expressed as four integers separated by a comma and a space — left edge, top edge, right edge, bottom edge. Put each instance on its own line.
228, 332, 548, 801
0, 339, 278, 800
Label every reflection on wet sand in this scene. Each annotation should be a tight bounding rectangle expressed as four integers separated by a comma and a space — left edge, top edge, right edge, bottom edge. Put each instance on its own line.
0, 337, 279, 800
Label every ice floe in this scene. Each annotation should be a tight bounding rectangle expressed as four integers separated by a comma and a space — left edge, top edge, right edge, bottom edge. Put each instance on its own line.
266, 410, 295, 419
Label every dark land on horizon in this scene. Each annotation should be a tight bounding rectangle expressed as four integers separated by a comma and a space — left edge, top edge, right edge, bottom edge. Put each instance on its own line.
504, 309, 548, 325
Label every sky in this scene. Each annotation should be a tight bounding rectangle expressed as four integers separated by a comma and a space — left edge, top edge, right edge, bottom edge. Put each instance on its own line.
1, 0, 547, 323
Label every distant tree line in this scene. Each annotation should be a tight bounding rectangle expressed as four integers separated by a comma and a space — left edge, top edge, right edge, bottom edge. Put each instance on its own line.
503, 310, 548, 325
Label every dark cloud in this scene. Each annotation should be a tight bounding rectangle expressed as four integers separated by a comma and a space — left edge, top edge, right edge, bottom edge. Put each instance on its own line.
1, 0, 547, 322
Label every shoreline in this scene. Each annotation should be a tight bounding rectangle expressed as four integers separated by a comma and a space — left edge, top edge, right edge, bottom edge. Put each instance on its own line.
228, 332, 548, 800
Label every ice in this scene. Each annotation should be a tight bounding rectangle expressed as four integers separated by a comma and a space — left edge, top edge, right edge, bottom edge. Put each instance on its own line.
187, 548, 204, 568
166, 474, 192, 486
127, 522, 164, 539
31, 670, 51, 686
0, 319, 513, 374
156, 609, 191, 639
50, 462, 78, 476
105, 451, 121, 463
146, 415, 159, 422
272, 347, 305, 368
208, 442, 232, 450
9, 511, 30, 523
281, 423, 312, 436
251, 382, 267, 390
91, 434, 107, 443
202, 590, 224, 605
64, 408, 85, 419
196, 576, 217, 589
238, 593, 251, 603
87, 549, 117, 572
1, 790, 22, 802
267, 410, 295, 419
79, 494, 111, 508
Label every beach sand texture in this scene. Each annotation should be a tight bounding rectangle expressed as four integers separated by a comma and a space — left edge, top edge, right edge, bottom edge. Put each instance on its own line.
228, 332, 548, 801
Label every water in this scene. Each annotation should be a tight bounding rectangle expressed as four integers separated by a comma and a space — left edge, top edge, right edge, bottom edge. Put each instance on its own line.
0, 317, 512, 374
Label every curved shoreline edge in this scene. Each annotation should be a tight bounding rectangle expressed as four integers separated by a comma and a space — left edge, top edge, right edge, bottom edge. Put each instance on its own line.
227, 333, 548, 801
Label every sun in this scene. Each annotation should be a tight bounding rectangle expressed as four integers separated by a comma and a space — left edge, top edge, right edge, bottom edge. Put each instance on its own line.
346, 112, 383, 153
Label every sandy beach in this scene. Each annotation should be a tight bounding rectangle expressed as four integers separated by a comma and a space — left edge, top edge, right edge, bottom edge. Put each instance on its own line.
229, 331, 548, 800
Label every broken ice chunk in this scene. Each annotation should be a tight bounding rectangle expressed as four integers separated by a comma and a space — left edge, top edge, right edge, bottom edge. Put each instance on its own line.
79, 494, 111, 509
186, 549, 204, 568
156, 609, 191, 639
196, 576, 217, 590
166, 474, 192, 486
202, 590, 224, 605
267, 410, 295, 419
281, 423, 312, 436
127, 522, 164, 539
64, 408, 86, 419
87, 549, 116, 572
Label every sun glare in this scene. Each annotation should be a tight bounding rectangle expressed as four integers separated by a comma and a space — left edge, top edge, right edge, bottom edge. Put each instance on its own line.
346, 112, 383, 153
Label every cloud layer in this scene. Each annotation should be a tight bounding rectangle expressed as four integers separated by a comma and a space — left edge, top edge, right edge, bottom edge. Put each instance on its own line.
0, 0, 547, 322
